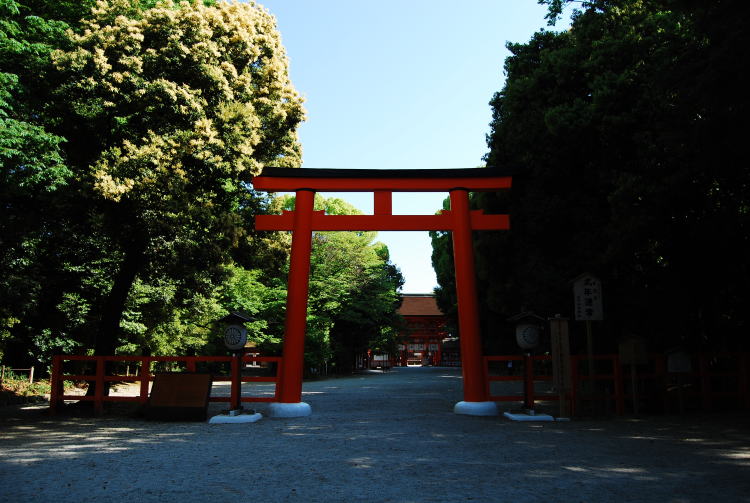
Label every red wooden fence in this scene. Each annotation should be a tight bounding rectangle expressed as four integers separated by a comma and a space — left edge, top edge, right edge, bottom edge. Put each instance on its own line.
48, 352, 749, 417
49, 354, 282, 416
485, 353, 750, 416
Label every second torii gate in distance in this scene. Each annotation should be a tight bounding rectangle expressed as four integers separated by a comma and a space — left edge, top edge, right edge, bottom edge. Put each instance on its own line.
253, 167, 512, 417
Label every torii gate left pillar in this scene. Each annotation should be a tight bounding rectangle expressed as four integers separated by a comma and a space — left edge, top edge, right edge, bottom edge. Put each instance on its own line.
253, 168, 512, 417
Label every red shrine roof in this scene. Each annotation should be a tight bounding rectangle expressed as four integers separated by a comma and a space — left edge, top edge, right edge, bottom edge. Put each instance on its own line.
398, 295, 445, 317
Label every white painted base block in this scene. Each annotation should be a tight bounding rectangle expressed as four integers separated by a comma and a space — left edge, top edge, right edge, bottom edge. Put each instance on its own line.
268, 402, 312, 418
503, 411, 555, 422
453, 401, 499, 416
209, 412, 263, 424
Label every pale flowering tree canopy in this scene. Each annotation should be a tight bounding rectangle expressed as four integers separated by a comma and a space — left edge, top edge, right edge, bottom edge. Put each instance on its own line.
53, 0, 305, 204
48, 0, 306, 355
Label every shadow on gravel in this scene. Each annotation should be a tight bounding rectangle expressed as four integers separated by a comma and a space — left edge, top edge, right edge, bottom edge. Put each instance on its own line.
1, 367, 749, 502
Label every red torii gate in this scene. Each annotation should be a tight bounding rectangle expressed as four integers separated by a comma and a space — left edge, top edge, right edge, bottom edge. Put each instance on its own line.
253, 167, 511, 417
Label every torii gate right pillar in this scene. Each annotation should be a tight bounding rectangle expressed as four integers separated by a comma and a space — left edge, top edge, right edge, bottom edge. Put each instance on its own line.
450, 189, 498, 416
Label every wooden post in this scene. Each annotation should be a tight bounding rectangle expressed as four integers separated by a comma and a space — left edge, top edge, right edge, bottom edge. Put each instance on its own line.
613, 355, 624, 415
139, 357, 150, 404
630, 363, 639, 414
524, 353, 534, 410
49, 356, 62, 415
586, 320, 595, 395
230, 352, 241, 410
273, 358, 283, 401
29, 366, 34, 384
653, 355, 669, 414
570, 355, 580, 417
94, 357, 105, 416
550, 317, 571, 417
699, 355, 712, 411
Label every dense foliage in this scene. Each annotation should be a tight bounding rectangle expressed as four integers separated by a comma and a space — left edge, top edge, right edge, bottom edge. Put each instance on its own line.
433, 0, 750, 355
1, 0, 403, 377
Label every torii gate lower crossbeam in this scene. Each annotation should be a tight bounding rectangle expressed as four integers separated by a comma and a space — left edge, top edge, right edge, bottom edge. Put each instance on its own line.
252, 168, 512, 417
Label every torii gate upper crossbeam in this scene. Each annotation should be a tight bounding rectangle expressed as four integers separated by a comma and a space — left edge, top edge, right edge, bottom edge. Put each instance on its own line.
252, 167, 512, 192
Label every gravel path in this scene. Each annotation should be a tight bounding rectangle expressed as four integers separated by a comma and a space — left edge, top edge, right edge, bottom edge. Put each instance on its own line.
1, 366, 749, 502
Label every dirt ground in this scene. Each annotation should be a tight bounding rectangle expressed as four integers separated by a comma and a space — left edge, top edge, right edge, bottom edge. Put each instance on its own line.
1, 366, 749, 502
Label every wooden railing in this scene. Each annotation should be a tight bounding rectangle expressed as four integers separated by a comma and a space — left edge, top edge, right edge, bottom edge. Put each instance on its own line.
484, 353, 750, 416
1, 365, 35, 383
484, 355, 558, 408
49, 354, 283, 416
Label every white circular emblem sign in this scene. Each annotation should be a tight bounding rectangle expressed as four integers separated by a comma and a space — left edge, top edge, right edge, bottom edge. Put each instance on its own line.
224, 324, 247, 351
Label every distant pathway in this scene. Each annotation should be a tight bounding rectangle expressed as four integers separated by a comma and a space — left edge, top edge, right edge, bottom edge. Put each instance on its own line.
1, 366, 749, 502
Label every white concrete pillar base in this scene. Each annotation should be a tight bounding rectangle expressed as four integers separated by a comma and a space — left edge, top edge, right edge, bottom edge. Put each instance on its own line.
454, 401, 499, 416
268, 402, 312, 418
209, 412, 263, 424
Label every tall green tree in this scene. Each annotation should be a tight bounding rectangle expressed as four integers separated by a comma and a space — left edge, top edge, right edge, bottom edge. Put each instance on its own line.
49, 0, 305, 357
0, 0, 97, 363
433, 0, 750, 353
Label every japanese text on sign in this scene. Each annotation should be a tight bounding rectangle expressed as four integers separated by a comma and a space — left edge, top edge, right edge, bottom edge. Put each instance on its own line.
573, 274, 603, 321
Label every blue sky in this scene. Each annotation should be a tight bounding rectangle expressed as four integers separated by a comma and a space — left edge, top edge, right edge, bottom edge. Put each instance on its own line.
259, 0, 567, 292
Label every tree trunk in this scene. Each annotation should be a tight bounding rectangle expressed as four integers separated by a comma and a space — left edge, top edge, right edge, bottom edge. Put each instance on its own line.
85, 238, 147, 398
96, 240, 146, 354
